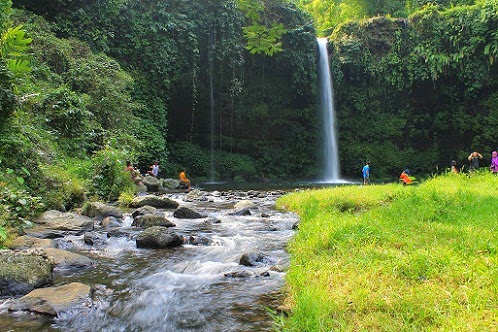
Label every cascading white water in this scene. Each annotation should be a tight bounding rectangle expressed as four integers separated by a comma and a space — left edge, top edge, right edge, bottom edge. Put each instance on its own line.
209, 28, 216, 183
317, 37, 340, 182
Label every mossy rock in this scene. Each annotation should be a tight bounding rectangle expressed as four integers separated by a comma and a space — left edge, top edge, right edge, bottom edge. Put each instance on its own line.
0, 250, 54, 296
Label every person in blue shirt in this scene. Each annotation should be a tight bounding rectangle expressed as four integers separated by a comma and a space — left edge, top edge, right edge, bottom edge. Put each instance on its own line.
362, 161, 370, 185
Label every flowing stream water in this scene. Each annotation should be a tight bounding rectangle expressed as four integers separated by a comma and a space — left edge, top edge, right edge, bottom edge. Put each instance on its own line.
317, 37, 341, 182
0, 191, 297, 332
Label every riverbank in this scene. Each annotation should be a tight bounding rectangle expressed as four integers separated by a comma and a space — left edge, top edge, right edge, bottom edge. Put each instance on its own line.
276, 173, 498, 331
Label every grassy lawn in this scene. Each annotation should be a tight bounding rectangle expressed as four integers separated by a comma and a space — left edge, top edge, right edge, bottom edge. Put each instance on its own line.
276, 173, 498, 331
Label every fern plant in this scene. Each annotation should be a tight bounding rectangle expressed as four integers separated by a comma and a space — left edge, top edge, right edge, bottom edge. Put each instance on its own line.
1, 25, 32, 79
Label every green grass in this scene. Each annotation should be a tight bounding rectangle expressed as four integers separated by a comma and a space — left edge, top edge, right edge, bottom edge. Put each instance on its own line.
276, 173, 498, 331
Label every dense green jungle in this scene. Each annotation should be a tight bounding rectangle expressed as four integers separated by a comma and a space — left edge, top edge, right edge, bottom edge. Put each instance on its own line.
2, 0, 498, 239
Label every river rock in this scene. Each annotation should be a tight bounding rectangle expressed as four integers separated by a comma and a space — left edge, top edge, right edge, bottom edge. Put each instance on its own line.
229, 208, 251, 216
132, 214, 176, 228
43, 248, 93, 269
239, 252, 274, 267
173, 207, 204, 219
257, 224, 279, 232
142, 176, 160, 192
101, 216, 121, 228
8, 236, 56, 250
224, 271, 252, 278
183, 189, 207, 202
84, 232, 109, 246
136, 182, 148, 192
136, 226, 183, 249
81, 202, 123, 220
161, 178, 181, 189
234, 200, 256, 211
131, 206, 160, 218
0, 250, 53, 296
130, 195, 179, 209
185, 235, 212, 246
9, 282, 91, 316
107, 229, 133, 238
25, 210, 94, 238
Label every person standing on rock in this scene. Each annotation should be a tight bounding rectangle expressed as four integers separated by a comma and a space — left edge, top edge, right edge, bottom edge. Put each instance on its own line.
179, 168, 191, 190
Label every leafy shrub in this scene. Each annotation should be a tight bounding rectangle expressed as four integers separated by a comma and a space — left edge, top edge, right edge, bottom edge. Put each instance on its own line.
37, 86, 93, 156
0, 184, 44, 232
169, 141, 210, 177
91, 147, 134, 202
118, 186, 136, 207
0, 159, 44, 235
39, 163, 88, 211
215, 152, 258, 181
133, 118, 167, 171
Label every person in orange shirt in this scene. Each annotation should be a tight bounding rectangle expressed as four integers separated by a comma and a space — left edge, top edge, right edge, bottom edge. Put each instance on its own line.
179, 168, 191, 190
399, 169, 413, 185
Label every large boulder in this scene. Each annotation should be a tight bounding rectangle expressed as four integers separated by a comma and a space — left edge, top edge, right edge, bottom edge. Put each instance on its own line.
8, 236, 56, 250
162, 178, 181, 189
130, 195, 179, 209
0, 250, 53, 296
173, 207, 204, 219
9, 282, 91, 316
25, 210, 94, 238
136, 182, 148, 192
142, 176, 160, 192
132, 214, 176, 228
136, 226, 183, 249
43, 248, 93, 269
80, 202, 123, 220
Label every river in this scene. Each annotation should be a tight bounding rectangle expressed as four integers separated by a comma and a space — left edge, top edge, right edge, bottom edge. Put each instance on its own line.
0, 190, 298, 332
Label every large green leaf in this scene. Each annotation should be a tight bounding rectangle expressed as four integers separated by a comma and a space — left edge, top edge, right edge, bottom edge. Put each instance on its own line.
6, 59, 30, 76
1, 25, 32, 58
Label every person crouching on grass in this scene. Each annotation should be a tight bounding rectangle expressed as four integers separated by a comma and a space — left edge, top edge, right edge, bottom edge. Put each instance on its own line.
400, 169, 413, 185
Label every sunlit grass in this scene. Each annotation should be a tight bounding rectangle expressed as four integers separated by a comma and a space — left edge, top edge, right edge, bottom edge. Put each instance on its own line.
277, 173, 498, 331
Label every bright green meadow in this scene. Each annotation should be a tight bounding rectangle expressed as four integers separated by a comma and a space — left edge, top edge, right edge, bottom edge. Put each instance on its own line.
277, 173, 498, 331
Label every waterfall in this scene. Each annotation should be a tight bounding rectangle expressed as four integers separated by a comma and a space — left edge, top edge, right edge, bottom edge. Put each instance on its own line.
209, 28, 216, 182
317, 37, 340, 182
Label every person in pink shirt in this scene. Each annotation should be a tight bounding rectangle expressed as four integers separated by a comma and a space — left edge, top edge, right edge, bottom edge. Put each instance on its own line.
490, 151, 498, 173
